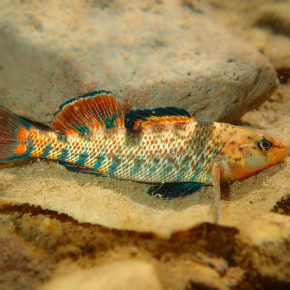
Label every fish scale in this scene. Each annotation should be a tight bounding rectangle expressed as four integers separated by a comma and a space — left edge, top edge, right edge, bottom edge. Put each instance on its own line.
0, 90, 288, 221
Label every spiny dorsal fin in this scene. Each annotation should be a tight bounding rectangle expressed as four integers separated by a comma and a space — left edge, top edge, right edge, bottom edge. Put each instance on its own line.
52, 90, 124, 134
125, 107, 195, 130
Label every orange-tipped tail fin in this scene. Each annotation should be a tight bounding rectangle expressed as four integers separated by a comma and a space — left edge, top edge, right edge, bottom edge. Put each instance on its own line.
0, 106, 32, 162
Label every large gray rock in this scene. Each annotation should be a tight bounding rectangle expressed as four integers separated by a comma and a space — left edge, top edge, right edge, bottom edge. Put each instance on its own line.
0, 0, 277, 126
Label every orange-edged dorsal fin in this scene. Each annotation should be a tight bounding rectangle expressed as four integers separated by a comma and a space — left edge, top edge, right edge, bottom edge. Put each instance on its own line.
125, 107, 195, 130
52, 90, 124, 134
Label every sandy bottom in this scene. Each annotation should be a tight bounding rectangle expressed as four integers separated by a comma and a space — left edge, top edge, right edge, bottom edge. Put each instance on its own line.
0, 86, 290, 237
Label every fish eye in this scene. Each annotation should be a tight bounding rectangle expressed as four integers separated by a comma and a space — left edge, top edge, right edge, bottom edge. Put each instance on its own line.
257, 138, 272, 151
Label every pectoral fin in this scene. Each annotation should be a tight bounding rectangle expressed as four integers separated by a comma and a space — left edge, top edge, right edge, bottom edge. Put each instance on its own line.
212, 162, 222, 222
148, 182, 204, 199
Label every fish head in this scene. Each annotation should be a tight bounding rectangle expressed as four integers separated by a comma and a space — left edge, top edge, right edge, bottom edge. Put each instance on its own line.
218, 127, 289, 181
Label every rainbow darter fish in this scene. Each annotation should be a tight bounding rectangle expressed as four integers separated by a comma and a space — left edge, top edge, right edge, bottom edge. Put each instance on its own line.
0, 91, 288, 220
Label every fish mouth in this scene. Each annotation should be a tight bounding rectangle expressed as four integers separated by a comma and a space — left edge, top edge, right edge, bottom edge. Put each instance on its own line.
269, 142, 290, 166
275, 138, 289, 154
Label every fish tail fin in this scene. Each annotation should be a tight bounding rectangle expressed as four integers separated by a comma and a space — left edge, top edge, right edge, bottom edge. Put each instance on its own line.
0, 105, 32, 163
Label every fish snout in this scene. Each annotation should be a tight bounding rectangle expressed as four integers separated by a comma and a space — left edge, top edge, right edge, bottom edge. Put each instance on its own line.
276, 139, 290, 159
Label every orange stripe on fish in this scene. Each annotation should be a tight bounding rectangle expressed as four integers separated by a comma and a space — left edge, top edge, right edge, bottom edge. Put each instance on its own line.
15, 144, 26, 155
17, 128, 29, 142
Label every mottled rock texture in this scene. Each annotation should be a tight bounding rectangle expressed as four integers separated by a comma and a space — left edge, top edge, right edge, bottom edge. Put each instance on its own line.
238, 214, 290, 282
0, 209, 289, 290
0, 0, 277, 126
0, 216, 52, 290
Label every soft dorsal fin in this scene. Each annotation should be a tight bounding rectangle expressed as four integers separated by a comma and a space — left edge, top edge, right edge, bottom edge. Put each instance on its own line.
125, 107, 195, 130
52, 90, 124, 134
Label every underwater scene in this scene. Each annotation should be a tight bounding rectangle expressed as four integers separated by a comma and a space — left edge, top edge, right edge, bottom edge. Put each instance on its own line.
0, 0, 290, 289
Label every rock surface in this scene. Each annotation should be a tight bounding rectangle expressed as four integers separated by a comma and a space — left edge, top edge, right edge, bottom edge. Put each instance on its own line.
194, 0, 290, 69
0, 216, 51, 290
238, 214, 290, 282
0, 0, 277, 126
39, 261, 163, 290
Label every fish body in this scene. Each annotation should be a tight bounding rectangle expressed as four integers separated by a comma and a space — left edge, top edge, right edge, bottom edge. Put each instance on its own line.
0, 91, 288, 220
24, 122, 230, 183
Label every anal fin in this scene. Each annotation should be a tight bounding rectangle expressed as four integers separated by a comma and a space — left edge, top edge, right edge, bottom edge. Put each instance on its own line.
59, 162, 107, 177
147, 182, 204, 199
